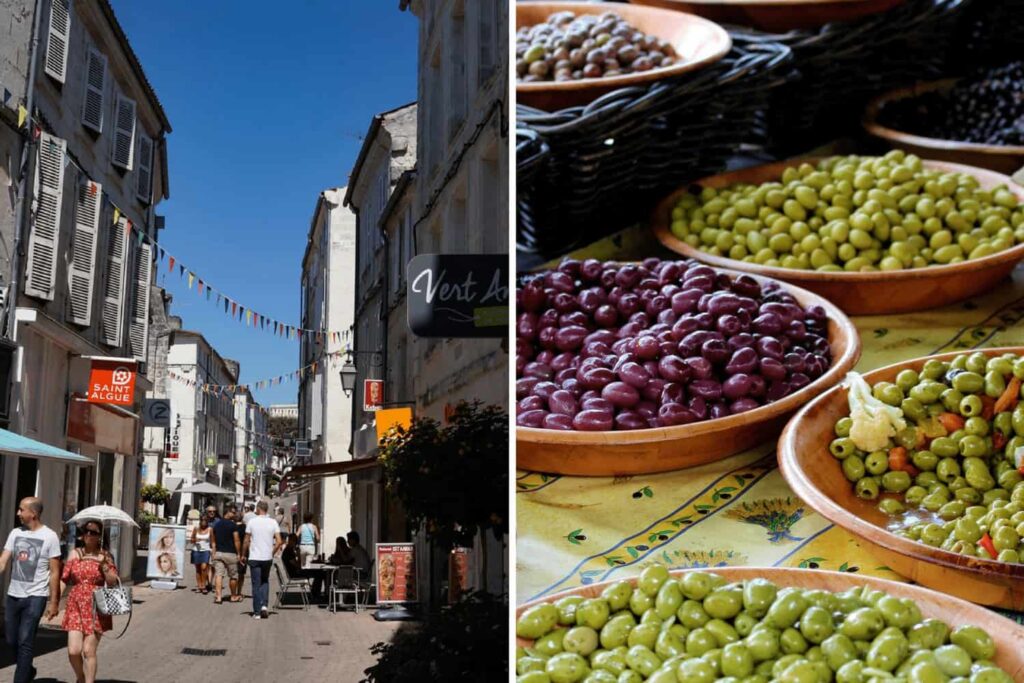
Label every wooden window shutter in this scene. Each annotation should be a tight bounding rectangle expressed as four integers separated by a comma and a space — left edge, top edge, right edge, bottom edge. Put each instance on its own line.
129, 242, 152, 359
67, 179, 101, 325
81, 48, 106, 132
111, 95, 136, 170
136, 133, 153, 203
101, 217, 128, 346
25, 133, 66, 300
44, 0, 70, 83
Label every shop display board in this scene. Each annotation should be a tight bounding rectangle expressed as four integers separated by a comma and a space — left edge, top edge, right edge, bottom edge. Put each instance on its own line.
375, 542, 417, 604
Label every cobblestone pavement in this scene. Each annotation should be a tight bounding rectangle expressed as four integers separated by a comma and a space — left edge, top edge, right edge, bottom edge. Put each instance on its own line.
2, 574, 404, 683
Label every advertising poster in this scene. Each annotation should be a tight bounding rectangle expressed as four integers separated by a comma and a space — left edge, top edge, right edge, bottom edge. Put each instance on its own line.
375, 543, 416, 604
147, 524, 186, 580
449, 547, 471, 604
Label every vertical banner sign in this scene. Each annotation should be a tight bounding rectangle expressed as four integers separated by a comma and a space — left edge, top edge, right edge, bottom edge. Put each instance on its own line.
363, 379, 383, 412
407, 254, 509, 338
449, 547, 471, 604
87, 360, 137, 405
168, 414, 181, 460
375, 542, 416, 604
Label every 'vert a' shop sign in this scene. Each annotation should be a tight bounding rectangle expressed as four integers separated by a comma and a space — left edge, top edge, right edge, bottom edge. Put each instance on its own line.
87, 360, 136, 406
407, 254, 508, 338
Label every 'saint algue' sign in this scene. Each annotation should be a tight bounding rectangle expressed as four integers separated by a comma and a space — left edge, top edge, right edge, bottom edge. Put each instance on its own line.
407, 254, 508, 338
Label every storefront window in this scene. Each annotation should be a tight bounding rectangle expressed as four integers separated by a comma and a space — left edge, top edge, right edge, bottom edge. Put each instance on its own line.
97, 452, 115, 505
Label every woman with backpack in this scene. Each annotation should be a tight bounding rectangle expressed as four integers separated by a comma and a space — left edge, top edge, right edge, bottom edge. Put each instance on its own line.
60, 519, 119, 683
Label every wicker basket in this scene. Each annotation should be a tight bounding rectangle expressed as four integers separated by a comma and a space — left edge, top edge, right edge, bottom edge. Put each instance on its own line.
516, 32, 792, 258
760, 0, 965, 155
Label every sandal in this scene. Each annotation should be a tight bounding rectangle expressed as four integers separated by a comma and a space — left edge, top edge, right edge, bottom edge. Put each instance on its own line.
214, 598, 222, 604
230, 596, 243, 603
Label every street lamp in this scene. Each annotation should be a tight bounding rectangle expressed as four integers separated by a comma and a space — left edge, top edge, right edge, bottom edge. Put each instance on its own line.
339, 349, 384, 397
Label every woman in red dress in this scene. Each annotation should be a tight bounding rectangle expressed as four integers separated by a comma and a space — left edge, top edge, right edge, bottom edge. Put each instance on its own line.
61, 519, 119, 683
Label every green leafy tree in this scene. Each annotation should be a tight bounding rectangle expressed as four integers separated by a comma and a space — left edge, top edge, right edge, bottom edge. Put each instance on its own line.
139, 483, 171, 505
378, 401, 508, 549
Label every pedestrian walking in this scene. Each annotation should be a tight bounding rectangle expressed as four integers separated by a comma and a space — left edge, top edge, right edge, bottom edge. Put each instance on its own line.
297, 513, 320, 568
241, 500, 282, 620
60, 519, 119, 683
190, 516, 212, 594
210, 507, 243, 604
273, 504, 286, 530
241, 503, 255, 525
0, 497, 61, 683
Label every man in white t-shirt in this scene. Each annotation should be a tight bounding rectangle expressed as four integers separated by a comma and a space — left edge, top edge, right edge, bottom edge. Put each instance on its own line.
241, 500, 282, 620
0, 497, 62, 683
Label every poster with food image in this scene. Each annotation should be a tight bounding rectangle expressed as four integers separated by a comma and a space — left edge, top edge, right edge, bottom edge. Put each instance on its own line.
375, 543, 416, 604
448, 547, 471, 604
147, 524, 186, 580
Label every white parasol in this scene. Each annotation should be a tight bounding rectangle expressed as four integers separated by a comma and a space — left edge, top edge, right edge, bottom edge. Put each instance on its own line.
68, 504, 139, 528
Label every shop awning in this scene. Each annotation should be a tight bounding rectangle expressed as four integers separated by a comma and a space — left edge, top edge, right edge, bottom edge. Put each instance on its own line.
281, 458, 379, 488
0, 428, 93, 464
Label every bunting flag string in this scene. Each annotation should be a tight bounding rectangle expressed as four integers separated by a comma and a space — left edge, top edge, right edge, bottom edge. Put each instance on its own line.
166, 348, 347, 396
17, 111, 353, 343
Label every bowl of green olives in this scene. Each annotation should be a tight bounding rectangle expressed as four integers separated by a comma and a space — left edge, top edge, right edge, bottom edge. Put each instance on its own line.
779, 347, 1024, 611
516, 3, 732, 111
515, 566, 1024, 682
652, 152, 1024, 315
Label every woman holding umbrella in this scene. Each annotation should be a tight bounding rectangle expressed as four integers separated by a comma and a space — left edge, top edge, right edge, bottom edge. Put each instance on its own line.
60, 518, 119, 683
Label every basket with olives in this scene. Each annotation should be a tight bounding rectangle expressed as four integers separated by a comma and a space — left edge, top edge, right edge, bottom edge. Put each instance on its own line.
829, 351, 1024, 564
515, 567, 1018, 682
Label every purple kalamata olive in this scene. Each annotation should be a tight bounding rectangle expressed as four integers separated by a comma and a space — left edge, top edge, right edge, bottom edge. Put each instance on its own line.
615, 411, 647, 430
752, 312, 783, 336
562, 378, 583, 397
516, 355, 527, 375
671, 288, 702, 315
581, 397, 614, 414
520, 282, 547, 312
555, 325, 589, 351
658, 355, 691, 383
559, 311, 590, 329
538, 326, 558, 350
599, 269, 616, 289
532, 381, 559, 401
707, 292, 741, 316
688, 395, 707, 419
658, 403, 698, 426
618, 362, 651, 389
585, 329, 617, 347
766, 380, 790, 402
551, 352, 576, 372
717, 314, 742, 337
657, 309, 677, 326
701, 338, 730, 365
638, 278, 660, 292
684, 356, 713, 380
580, 390, 600, 403
614, 265, 640, 289
523, 362, 554, 380
806, 304, 827, 322
545, 270, 575, 293
786, 320, 807, 341
517, 377, 540, 399
635, 401, 657, 419
552, 292, 577, 313
658, 261, 682, 284
686, 265, 716, 280
580, 258, 602, 281
517, 409, 547, 427
762, 302, 794, 326
759, 357, 787, 382
730, 274, 761, 298
660, 283, 681, 299
730, 398, 760, 414
616, 323, 640, 340
538, 309, 559, 329
517, 312, 538, 341
536, 349, 555, 365
642, 378, 667, 402
671, 315, 701, 341
708, 402, 730, 420
581, 340, 611, 359
689, 379, 723, 401
611, 338, 633, 356
602, 381, 640, 408
558, 258, 581, 278
725, 347, 758, 375
694, 312, 715, 330
519, 396, 545, 412
755, 336, 784, 360
727, 333, 756, 351
722, 373, 752, 400
645, 295, 669, 317
548, 389, 578, 416
628, 312, 650, 328
573, 410, 613, 431
543, 413, 574, 430
790, 372, 811, 390
748, 374, 767, 398
633, 335, 660, 360
782, 353, 806, 374
617, 293, 641, 317
554, 368, 575, 384
684, 275, 714, 293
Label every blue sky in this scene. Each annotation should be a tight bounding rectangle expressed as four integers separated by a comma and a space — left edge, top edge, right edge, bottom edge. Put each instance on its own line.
110, 1, 418, 405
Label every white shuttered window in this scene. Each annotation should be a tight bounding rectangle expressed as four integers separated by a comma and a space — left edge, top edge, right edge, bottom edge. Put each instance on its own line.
136, 133, 153, 203
44, 0, 70, 83
81, 48, 106, 132
101, 218, 128, 347
129, 243, 152, 359
25, 133, 66, 300
111, 95, 137, 170
68, 180, 101, 325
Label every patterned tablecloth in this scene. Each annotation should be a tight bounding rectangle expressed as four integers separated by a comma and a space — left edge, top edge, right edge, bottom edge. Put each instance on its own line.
516, 227, 1024, 623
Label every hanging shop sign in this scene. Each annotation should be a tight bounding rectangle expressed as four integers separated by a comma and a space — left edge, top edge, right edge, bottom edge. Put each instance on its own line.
449, 547, 471, 604
142, 398, 171, 427
87, 360, 137, 405
375, 542, 417, 605
407, 254, 508, 338
363, 379, 383, 412
167, 414, 181, 460
375, 407, 413, 441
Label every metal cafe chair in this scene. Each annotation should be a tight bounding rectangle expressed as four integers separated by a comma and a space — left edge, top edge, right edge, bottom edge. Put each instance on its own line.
272, 556, 311, 611
353, 564, 376, 613
328, 565, 359, 613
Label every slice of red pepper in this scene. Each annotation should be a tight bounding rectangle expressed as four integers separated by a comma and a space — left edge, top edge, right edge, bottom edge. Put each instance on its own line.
979, 533, 998, 560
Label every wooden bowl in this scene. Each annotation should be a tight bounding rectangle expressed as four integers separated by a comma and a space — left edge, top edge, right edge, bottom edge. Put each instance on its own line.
516, 2, 731, 111
864, 79, 1024, 177
517, 269, 861, 476
629, 0, 907, 32
651, 158, 1024, 315
779, 347, 1024, 611
516, 567, 1024, 678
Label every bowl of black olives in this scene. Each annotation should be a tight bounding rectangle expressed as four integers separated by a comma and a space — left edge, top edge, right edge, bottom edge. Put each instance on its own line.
516, 2, 731, 111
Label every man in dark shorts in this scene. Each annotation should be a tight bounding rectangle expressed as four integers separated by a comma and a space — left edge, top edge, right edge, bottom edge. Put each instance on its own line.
210, 506, 242, 603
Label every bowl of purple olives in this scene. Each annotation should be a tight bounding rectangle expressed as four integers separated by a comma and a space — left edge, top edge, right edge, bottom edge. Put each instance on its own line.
515, 3, 731, 110
516, 258, 860, 475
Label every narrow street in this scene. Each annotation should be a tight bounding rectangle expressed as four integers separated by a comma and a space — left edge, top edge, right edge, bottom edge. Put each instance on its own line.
5, 576, 404, 682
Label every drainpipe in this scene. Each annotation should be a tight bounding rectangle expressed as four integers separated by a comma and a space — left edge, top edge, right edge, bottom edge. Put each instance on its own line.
6, 0, 44, 342
380, 230, 389, 405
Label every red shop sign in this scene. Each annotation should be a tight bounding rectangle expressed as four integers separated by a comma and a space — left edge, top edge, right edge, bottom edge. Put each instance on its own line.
87, 360, 136, 406
363, 379, 383, 412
